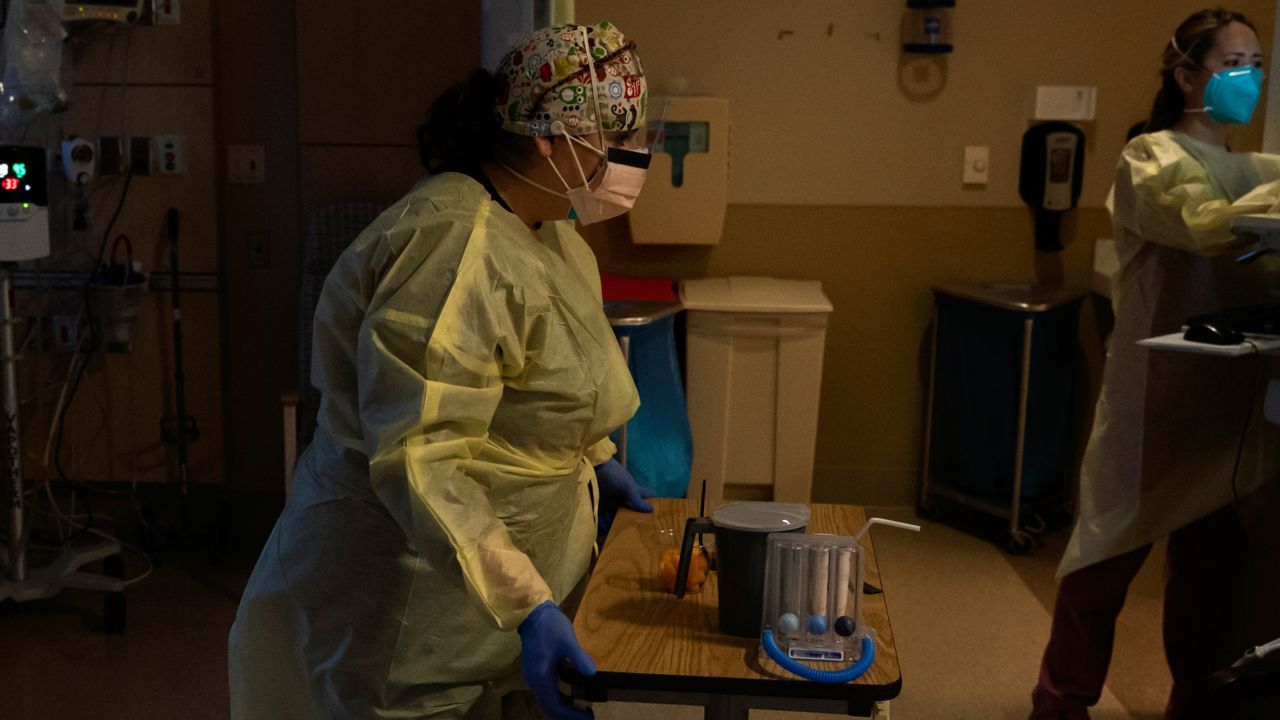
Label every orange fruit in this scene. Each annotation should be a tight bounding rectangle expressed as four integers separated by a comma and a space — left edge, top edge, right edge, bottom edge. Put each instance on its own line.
658, 548, 708, 593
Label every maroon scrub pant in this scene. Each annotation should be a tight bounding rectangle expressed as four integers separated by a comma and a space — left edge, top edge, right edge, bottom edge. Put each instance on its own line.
1029, 505, 1280, 719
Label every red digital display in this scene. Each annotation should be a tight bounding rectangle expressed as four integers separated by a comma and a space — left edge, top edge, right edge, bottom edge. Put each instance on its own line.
0, 146, 46, 205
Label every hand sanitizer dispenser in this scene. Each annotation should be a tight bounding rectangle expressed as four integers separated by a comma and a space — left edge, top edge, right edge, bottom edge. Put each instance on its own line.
1019, 123, 1084, 252
629, 96, 729, 245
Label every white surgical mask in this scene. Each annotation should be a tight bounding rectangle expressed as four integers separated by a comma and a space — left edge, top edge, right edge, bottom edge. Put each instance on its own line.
544, 128, 650, 225
499, 135, 650, 224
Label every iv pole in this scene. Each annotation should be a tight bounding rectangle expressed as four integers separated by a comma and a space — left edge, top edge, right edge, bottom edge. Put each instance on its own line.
0, 263, 125, 624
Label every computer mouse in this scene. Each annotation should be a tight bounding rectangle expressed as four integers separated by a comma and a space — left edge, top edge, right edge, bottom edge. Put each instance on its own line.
1184, 322, 1245, 346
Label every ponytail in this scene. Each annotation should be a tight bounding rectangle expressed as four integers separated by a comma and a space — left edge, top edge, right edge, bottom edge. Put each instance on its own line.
416, 69, 503, 174
1144, 73, 1188, 134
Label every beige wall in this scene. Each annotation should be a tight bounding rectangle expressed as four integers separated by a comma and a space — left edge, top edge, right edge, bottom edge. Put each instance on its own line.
206, 1, 1276, 502
584, 205, 1108, 505
580, 0, 1271, 207
574, 0, 1276, 504
18, 11, 224, 485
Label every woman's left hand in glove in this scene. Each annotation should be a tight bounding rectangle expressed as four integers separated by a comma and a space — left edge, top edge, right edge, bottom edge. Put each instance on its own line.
594, 458, 655, 536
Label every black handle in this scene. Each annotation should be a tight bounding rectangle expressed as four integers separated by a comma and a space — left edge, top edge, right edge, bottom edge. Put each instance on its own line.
1034, 207, 1064, 252
674, 517, 714, 598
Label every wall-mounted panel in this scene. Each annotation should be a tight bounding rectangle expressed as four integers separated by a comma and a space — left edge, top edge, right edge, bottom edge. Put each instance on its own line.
62, 86, 219, 273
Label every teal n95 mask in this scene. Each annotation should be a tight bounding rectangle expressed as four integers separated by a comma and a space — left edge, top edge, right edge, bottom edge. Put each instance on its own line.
1171, 36, 1265, 125
1198, 66, 1265, 124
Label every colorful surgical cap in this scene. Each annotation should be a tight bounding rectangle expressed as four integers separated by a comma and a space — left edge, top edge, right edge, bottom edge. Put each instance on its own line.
495, 22, 647, 138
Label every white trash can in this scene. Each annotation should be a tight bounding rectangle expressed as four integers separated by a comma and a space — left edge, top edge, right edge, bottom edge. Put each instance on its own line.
680, 277, 833, 503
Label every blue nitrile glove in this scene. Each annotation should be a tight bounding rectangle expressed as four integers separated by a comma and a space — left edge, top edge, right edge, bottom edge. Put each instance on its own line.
594, 457, 655, 536
518, 601, 596, 720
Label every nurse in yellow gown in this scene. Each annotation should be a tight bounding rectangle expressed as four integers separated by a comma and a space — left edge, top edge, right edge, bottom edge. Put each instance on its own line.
1031, 10, 1280, 719
229, 22, 654, 720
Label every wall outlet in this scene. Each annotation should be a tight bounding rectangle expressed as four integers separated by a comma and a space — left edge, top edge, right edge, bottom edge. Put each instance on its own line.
154, 135, 186, 174
227, 145, 266, 184
153, 0, 181, 25
52, 315, 80, 352
246, 232, 269, 268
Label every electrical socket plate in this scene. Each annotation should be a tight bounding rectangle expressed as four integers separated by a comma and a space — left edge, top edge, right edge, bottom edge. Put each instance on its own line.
246, 232, 269, 268
154, 135, 186, 174
227, 145, 266, 184
52, 315, 79, 352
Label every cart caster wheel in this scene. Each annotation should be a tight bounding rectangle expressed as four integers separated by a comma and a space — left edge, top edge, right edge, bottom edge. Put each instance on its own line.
1006, 533, 1034, 555
103, 554, 127, 634
1025, 513, 1049, 535
916, 499, 938, 520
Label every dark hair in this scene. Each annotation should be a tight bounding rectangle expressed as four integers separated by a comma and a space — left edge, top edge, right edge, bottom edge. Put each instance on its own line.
1144, 8, 1258, 134
416, 69, 519, 174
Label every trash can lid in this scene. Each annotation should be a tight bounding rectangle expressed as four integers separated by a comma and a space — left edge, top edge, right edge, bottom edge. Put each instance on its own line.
711, 502, 811, 532
933, 283, 1085, 312
603, 300, 683, 326
680, 277, 833, 314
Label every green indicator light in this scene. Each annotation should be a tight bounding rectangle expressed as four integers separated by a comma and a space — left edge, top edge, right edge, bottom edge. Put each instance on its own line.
22, 203, 29, 209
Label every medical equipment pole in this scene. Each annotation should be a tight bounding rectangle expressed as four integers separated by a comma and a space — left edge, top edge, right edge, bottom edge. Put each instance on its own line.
2, 263, 27, 581
0, 261, 125, 615
164, 208, 190, 497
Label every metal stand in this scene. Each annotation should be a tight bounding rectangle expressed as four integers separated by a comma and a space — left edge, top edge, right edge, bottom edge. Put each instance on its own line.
918, 315, 1039, 552
918, 285, 1082, 554
0, 264, 125, 615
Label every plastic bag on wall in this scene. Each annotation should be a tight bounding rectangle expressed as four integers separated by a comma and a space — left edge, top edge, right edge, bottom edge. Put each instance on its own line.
0, 0, 68, 134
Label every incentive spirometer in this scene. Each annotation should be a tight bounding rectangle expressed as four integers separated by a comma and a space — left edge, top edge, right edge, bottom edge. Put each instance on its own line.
1019, 122, 1085, 252
757, 519, 920, 684
0, 145, 50, 261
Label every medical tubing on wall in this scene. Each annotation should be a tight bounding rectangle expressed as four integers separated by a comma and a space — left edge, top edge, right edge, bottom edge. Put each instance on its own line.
761, 630, 876, 683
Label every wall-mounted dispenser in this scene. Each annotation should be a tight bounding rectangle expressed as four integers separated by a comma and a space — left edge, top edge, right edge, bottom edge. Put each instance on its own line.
1019, 122, 1085, 252
902, 0, 955, 54
628, 96, 729, 245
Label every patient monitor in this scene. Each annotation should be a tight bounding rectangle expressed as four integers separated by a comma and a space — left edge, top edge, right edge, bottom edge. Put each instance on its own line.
0, 146, 50, 262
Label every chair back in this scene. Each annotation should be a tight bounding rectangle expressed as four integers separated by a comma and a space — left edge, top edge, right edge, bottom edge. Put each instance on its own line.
297, 202, 387, 449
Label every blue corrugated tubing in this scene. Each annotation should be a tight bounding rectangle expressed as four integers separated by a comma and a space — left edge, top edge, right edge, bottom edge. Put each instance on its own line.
761, 630, 876, 684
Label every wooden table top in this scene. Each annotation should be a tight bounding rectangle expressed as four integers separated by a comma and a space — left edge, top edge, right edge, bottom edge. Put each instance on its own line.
571, 498, 902, 702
